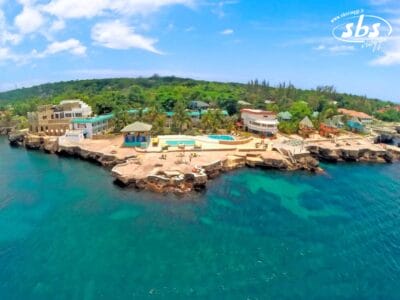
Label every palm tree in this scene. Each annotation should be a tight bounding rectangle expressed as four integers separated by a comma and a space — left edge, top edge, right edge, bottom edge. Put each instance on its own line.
152, 114, 167, 135
139, 104, 167, 135
113, 109, 132, 132
201, 110, 224, 133
172, 101, 192, 134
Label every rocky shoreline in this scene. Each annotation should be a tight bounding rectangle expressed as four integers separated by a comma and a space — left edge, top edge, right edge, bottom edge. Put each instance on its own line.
7, 132, 400, 194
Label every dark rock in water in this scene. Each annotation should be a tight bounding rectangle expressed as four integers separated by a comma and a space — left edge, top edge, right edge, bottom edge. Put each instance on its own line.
375, 134, 393, 144
0, 126, 15, 136
8, 130, 27, 147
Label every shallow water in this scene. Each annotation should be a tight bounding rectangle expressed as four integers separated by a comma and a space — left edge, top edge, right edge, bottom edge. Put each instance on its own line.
0, 137, 400, 299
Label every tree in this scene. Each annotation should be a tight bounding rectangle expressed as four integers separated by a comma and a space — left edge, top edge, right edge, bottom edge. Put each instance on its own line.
201, 110, 224, 133
113, 109, 131, 132
142, 104, 167, 135
172, 101, 191, 134
376, 109, 400, 122
127, 85, 145, 106
278, 121, 298, 134
221, 98, 238, 115
289, 101, 312, 121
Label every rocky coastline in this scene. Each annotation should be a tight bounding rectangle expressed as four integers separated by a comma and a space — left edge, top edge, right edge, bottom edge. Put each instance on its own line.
7, 132, 400, 194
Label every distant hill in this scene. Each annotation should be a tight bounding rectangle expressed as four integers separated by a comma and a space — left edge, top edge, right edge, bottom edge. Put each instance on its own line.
0, 76, 210, 103
0, 76, 395, 117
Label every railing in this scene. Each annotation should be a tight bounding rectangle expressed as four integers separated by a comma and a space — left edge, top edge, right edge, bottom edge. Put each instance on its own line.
246, 123, 278, 133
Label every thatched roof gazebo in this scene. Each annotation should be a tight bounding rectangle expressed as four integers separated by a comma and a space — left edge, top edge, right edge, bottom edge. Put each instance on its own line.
121, 122, 152, 133
121, 122, 152, 148
298, 116, 314, 138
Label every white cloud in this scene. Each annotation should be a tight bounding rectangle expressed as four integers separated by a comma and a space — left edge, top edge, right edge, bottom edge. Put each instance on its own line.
35, 39, 87, 58
91, 21, 162, 54
42, 0, 194, 19
42, 0, 108, 19
0, 11, 22, 45
220, 28, 234, 35
314, 44, 356, 55
210, 0, 238, 18
110, 0, 194, 15
0, 0, 196, 63
0, 47, 19, 62
49, 19, 65, 32
329, 45, 356, 53
370, 0, 394, 5
14, 6, 44, 34
370, 39, 400, 65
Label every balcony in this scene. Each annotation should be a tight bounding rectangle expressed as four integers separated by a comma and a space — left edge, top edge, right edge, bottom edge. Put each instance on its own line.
245, 119, 279, 134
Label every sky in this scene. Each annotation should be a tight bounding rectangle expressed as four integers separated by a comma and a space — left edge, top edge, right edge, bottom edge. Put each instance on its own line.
0, 0, 399, 102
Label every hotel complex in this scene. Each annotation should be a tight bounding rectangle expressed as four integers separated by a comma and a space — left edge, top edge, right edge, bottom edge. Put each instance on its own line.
25, 98, 380, 146
28, 99, 114, 139
28, 100, 93, 136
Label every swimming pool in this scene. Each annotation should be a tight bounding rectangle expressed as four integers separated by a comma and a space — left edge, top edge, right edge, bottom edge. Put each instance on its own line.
208, 135, 235, 141
165, 140, 196, 146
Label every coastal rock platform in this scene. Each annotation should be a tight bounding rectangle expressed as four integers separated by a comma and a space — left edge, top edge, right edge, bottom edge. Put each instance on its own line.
8, 132, 399, 194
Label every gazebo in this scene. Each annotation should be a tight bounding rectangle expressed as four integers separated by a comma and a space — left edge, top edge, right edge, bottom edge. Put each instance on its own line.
298, 116, 314, 138
121, 121, 152, 148
277, 111, 292, 121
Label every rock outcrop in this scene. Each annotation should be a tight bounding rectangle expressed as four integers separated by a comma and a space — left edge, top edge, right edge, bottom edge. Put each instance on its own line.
7, 132, 399, 194
8, 130, 28, 147
58, 144, 126, 168
307, 144, 393, 163
111, 162, 208, 194
0, 126, 15, 136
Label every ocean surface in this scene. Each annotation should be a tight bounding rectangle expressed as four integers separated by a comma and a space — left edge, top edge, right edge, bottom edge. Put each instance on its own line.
0, 136, 400, 299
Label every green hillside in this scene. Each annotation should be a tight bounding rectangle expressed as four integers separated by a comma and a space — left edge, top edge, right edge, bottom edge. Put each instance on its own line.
0, 75, 396, 119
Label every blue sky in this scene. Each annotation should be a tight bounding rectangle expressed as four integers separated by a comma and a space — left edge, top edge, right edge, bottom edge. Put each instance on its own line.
0, 0, 399, 102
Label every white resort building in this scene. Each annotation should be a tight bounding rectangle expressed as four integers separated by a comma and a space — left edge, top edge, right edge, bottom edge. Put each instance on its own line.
58, 100, 92, 119
240, 109, 279, 136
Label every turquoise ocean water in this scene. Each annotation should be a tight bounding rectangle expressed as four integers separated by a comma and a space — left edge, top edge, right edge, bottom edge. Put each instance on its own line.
0, 136, 400, 299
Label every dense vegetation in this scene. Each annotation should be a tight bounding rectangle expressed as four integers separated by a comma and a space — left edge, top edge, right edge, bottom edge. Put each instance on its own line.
375, 109, 400, 122
0, 75, 398, 133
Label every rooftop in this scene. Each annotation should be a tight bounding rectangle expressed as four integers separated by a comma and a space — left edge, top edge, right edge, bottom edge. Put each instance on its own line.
238, 100, 252, 106
241, 109, 276, 115
166, 109, 228, 117
299, 116, 314, 128
121, 121, 152, 133
71, 113, 114, 124
278, 111, 292, 120
338, 108, 372, 119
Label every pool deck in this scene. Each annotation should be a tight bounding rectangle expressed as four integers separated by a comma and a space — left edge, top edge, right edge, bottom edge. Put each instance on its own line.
59, 132, 376, 161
